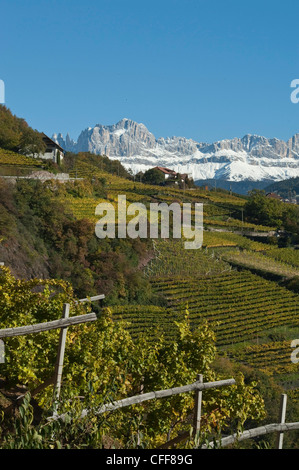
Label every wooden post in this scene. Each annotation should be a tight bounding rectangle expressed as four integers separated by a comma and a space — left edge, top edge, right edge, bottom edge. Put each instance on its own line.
76, 294, 105, 304
0, 312, 97, 339
53, 303, 70, 410
276, 394, 287, 449
0, 339, 4, 363
193, 374, 203, 435
137, 376, 144, 446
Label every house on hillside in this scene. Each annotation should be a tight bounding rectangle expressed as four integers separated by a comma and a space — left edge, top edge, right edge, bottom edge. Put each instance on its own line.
154, 166, 177, 180
266, 192, 283, 201
154, 166, 189, 183
39, 133, 65, 164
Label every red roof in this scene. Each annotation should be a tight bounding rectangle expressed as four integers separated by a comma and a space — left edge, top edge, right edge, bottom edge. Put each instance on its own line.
266, 192, 282, 200
154, 166, 177, 175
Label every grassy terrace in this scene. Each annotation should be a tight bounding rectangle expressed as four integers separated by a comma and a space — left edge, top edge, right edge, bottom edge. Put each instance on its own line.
0, 148, 43, 176
226, 340, 299, 379
221, 249, 299, 279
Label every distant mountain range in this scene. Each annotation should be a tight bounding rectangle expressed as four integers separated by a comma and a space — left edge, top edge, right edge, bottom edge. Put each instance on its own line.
53, 118, 299, 187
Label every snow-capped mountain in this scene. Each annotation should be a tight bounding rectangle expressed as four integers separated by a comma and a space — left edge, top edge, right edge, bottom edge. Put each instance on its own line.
53, 119, 299, 182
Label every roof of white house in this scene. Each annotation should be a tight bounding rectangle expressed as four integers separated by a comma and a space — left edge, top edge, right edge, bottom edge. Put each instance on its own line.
154, 166, 177, 175
42, 133, 65, 152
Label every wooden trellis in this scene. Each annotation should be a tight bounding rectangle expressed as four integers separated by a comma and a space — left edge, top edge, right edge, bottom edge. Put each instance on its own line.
51, 376, 237, 438
1, 308, 298, 448
202, 420, 299, 449
51, 378, 299, 449
0, 294, 104, 411
1, 264, 298, 448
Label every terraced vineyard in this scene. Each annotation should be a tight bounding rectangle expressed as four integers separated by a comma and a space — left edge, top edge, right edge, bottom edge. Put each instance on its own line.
151, 270, 299, 347
0, 148, 43, 176
66, 157, 248, 210
62, 192, 152, 222
226, 340, 299, 378
145, 240, 231, 277
109, 263, 299, 350
5, 153, 296, 386
204, 217, 275, 232
202, 231, 273, 250
226, 340, 299, 407
1, 128, 299, 446
265, 247, 299, 269
68, 160, 141, 191
46, 160, 299, 381
0, 148, 43, 166
221, 249, 299, 279
106, 239, 299, 351
110, 305, 179, 343
63, 196, 107, 221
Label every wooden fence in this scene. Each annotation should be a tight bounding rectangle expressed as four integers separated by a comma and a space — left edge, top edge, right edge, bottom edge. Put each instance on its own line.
0, 293, 104, 409
0, 269, 298, 449
59, 377, 236, 420
0, 312, 98, 339
50, 376, 299, 450
50, 376, 237, 445
202, 421, 299, 449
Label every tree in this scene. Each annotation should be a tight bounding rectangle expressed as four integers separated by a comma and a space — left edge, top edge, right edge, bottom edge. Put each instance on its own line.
0, 105, 21, 150
142, 168, 165, 185
19, 127, 46, 157
0, 105, 46, 156
245, 190, 283, 227
245, 189, 299, 237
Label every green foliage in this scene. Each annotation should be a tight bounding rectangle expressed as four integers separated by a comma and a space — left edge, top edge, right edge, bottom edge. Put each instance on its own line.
0, 266, 75, 386
19, 127, 46, 157
142, 168, 166, 186
0, 105, 46, 156
0, 392, 107, 449
0, 269, 266, 448
0, 178, 153, 303
245, 190, 284, 227
221, 248, 299, 279
245, 189, 299, 235
63, 152, 132, 180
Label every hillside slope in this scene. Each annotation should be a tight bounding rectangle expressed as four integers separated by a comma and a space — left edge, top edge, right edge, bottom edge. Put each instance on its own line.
1, 151, 299, 447
265, 177, 299, 197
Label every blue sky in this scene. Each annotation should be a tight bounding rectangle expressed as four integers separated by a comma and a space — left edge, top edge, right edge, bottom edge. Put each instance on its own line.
1, 0, 299, 143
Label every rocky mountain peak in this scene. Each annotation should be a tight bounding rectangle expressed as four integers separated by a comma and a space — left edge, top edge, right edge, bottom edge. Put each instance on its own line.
53, 119, 299, 182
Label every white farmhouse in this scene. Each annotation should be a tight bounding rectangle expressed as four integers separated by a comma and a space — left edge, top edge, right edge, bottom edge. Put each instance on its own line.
40, 133, 65, 164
